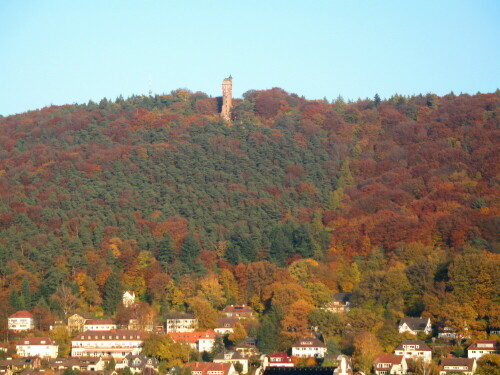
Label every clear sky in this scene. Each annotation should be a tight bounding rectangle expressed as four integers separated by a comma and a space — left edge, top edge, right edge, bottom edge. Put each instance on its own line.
1, 0, 499, 116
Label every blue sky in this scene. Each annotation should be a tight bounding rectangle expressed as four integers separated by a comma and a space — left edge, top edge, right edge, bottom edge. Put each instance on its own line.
1, 0, 499, 116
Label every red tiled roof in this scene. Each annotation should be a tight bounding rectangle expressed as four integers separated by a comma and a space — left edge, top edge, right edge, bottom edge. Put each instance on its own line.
186, 362, 233, 375
467, 340, 498, 350
17, 337, 55, 345
168, 330, 217, 343
9, 311, 34, 319
268, 353, 293, 363
374, 354, 404, 367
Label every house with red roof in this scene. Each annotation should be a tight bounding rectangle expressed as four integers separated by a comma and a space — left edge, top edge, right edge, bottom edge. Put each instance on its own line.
467, 340, 498, 359
186, 362, 237, 375
373, 354, 407, 375
167, 330, 217, 353
16, 337, 58, 358
8, 311, 34, 332
262, 353, 294, 368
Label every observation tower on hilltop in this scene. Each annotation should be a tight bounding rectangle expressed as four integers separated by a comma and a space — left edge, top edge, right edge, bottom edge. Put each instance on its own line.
221, 75, 232, 121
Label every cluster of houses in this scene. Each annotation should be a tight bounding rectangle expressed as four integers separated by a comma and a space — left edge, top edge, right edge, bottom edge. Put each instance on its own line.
373, 317, 498, 375
3, 292, 499, 375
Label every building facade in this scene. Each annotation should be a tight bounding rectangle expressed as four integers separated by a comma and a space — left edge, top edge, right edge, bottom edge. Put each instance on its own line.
83, 319, 116, 331
291, 337, 327, 358
222, 305, 253, 319
394, 340, 432, 363
8, 311, 34, 332
467, 340, 498, 359
16, 337, 58, 358
71, 330, 146, 359
439, 357, 476, 375
398, 317, 432, 336
165, 313, 198, 333
373, 354, 407, 375
214, 351, 249, 374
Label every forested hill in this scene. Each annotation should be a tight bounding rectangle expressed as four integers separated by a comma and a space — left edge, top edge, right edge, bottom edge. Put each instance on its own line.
0, 89, 499, 325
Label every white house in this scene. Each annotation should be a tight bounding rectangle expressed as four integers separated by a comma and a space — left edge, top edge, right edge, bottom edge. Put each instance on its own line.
334, 355, 354, 375
83, 319, 117, 331
8, 311, 34, 332
222, 305, 253, 319
215, 318, 239, 334
123, 291, 136, 308
167, 330, 217, 353
373, 354, 408, 375
165, 313, 198, 333
16, 337, 58, 358
115, 354, 159, 373
51, 357, 106, 372
394, 340, 432, 363
71, 329, 146, 359
322, 293, 352, 314
398, 317, 432, 336
291, 337, 327, 358
261, 353, 294, 369
214, 351, 249, 374
467, 340, 498, 359
439, 357, 476, 375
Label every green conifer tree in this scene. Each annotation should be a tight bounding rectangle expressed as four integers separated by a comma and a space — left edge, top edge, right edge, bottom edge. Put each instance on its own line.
103, 271, 123, 314
9, 287, 23, 311
158, 232, 175, 270
21, 276, 32, 310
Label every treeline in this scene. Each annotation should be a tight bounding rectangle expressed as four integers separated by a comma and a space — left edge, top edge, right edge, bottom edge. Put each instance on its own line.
0, 88, 498, 352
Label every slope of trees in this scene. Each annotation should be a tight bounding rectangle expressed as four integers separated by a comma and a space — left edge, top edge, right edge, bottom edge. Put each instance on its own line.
0, 89, 498, 351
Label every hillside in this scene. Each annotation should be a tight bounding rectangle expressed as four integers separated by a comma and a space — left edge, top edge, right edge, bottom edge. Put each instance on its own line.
0, 89, 499, 351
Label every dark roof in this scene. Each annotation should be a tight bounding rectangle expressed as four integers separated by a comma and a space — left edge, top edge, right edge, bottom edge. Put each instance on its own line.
214, 351, 245, 360
235, 337, 257, 347
166, 313, 196, 319
263, 367, 335, 375
223, 305, 252, 313
395, 340, 431, 351
399, 317, 430, 330
292, 337, 326, 348
216, 317, 239, 328
332, 293, 351, 303
440, 357, 475, 371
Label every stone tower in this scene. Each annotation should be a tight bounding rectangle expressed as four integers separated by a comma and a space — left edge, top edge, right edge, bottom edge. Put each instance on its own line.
221, 75, 232, 121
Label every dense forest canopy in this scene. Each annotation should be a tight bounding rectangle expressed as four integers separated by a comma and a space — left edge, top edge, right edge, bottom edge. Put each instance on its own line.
0, 88, 498, 352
